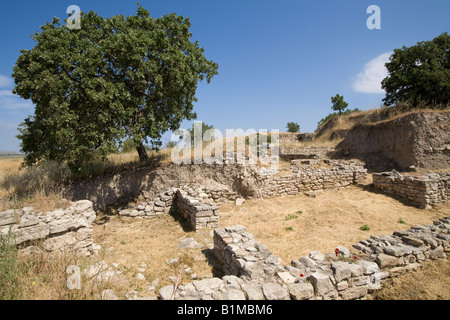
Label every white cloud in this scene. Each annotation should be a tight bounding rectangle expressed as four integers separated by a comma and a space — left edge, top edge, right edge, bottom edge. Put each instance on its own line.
0, 74, 13, 88
353, 52, 392, 94
0, 90, 34, 111
0, 75, 33, 111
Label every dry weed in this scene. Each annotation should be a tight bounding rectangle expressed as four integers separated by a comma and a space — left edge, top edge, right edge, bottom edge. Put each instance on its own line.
370, 259, 450, 300
219, 186, 450, 265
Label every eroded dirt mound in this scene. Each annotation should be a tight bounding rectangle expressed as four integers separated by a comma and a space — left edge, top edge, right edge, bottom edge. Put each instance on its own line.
67, 163, 263, 209
337, 111, 450, 170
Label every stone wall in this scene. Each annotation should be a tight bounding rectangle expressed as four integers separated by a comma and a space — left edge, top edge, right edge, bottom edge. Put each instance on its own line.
159, 217, 449, 300
174, 189, 220, 231
279, 146, 330, 161
258, 160, 367, 198
279, 133, 313, 144
0, 200, 99, 256
373, 171, 450, 209
119, 160, 367, 217
68, 158, 367, 210
118, 185, 220, 231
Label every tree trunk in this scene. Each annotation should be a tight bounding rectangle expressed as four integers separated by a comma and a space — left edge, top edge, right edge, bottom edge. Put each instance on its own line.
136, 142, 149, 162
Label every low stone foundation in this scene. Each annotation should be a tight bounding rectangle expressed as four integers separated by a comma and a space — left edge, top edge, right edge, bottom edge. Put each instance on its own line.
174, 189, 220, 231
159, 216, 449, 300
118, 185, 220, 231
0, 200, 99, 256
373, 170, 450, 209
120, 160, 368, 219
258, 160, 367, 198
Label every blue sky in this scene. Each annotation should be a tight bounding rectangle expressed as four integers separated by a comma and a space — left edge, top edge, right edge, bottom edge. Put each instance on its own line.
0, 0, 449, 152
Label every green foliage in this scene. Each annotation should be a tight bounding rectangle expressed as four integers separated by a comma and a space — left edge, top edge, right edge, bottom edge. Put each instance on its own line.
286, 122, 300, 133
165, 141, 178, 149
382, 32, 450, 107
360, 224, 370, 231
121, 138, 138, 153
316, 108, 361, 128
285, 214, 299, 220
330, 94, 349, 115
0, 228, 20, 300
186, 122, 215, 144
13, 6, 218, 171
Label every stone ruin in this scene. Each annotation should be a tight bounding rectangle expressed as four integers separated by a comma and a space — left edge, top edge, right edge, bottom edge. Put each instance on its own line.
1, 157, 450, 300
373, 170, 450, 209
159, 217, 450, 300
118, 185, 220, 231
0, 200, 99, 256
118, 159, 369, 229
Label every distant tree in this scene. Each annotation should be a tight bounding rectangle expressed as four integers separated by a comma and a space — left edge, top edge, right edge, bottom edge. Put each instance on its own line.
286, 122, 300, 133
186, 122, 215, 144
382, 32, 450, 107
165, 141, 178, 149
331, 94, 349, 115
121, 138, 138, 153
12, 6, 218, 171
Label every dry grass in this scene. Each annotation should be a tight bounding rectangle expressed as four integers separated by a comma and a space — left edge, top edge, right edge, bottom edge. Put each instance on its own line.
370, 259, 450, 300
218, 186, 450, 265
315, 105, 450, 141
4, 183, 450, 300
92, 212, 219, 295
0, 150, 170, 211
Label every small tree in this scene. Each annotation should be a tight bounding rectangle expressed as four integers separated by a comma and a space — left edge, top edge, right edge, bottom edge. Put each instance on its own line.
331, 94, 349, 115
286, 122, 300, 133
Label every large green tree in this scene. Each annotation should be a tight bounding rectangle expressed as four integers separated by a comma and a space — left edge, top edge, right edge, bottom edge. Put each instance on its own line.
13, 6, 218, 171
381, 32, 450, 107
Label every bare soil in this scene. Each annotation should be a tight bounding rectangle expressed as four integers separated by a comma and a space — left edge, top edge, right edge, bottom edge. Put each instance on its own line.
91, 183, 450, 296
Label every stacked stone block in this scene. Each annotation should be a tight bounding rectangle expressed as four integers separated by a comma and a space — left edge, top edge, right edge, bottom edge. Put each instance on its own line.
353, 217, 450, 273
174, 189, 220, 231
373, 171, 450, 209
213, 225, 284, 281
118, 186, 220, 231
0, 200, 99, 256
259, 160, 367, 198
159, 218, 449, 300
119, 188, 176, 217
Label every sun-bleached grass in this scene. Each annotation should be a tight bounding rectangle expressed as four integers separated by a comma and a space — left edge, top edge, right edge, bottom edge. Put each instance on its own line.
370, 259, 450, 300
218, 185, 450, 265
0, 149, 171, 211
315, 102, 450, 141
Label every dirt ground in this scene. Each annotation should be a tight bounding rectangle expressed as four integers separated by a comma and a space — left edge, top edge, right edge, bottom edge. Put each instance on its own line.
92, 184, 450, 294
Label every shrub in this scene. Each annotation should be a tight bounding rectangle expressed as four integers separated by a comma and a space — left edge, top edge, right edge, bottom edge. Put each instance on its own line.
0, 228, 20, 300
360, 224, 370, 231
